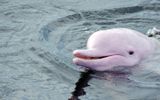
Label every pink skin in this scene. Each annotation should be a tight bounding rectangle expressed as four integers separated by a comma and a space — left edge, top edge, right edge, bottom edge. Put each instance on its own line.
73, 28, 155, 71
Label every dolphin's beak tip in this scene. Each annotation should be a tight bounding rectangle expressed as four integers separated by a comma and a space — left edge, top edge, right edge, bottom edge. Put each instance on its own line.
73, 50, 81, 57
73, 50, 77, 55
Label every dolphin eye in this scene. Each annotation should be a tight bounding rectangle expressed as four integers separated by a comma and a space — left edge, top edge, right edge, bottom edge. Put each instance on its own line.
128, 51, 134, 55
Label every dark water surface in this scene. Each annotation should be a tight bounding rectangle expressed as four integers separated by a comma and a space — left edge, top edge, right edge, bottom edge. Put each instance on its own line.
1, 0, 160, 100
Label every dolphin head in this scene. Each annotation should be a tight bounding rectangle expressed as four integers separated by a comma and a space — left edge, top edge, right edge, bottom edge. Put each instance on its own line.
73, 28, 155, 71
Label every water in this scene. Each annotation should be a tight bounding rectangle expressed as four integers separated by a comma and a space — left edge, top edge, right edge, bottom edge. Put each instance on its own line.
1, 0, 160, 100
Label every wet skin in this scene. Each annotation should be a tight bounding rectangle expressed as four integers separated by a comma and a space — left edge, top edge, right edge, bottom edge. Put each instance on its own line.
73, 28, 155, 71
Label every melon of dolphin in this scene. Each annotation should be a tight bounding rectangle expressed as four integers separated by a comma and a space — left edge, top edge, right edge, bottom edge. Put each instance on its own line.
73, 28, 156, 71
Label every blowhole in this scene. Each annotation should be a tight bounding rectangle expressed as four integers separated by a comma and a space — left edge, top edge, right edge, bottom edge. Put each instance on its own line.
148, 34, 153, 37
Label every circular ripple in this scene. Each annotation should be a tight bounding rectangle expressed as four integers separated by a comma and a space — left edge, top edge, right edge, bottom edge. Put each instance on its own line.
39, 4, 160, 70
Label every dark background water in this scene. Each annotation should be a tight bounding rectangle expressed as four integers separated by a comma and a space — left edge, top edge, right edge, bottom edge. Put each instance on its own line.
0, 0, 160, 100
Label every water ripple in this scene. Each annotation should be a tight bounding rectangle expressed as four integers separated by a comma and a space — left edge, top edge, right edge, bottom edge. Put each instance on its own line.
1, 0, 160, 100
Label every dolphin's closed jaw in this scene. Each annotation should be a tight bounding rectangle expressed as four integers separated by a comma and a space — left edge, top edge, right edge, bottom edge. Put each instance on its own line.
73, 50, 125, 71
73, 49, 108, 68
73, 53, 126, 71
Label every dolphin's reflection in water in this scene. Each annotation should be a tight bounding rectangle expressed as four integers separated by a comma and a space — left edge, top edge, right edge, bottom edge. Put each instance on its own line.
68, 67, 132, 100
68, 70, 94, 100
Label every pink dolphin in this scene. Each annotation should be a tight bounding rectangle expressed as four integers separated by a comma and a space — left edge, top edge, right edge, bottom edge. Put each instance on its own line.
73, 28, 155, 71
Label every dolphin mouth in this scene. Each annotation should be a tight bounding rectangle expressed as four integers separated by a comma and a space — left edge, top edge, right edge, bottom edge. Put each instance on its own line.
73, 49, 123, 61
73, 50, 127, 71
74, 53, 119, 60
78, 55, 108, 60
